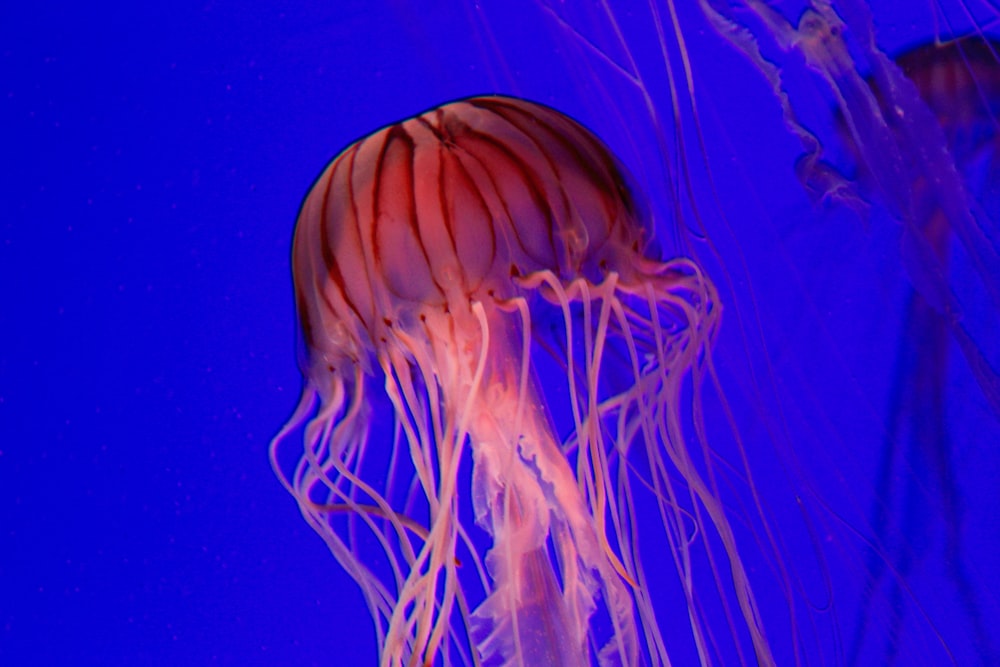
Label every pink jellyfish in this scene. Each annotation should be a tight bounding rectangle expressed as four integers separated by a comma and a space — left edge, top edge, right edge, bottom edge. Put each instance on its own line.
271, 96, 775, 665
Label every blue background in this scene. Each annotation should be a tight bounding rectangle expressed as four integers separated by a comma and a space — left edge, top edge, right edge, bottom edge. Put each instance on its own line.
3, 1, 998, 665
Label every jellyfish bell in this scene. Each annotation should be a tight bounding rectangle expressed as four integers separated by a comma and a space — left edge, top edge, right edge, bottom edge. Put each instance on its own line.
272, 95, 781, 665
893, 37, 1000, 164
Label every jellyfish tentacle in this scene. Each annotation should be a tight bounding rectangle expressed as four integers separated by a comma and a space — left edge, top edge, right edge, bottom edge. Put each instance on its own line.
270, 366, 415, 660
378, 334, 472, 666
610, 266, 721, 666
650, 267, 776, 667
605, 284, 675, 665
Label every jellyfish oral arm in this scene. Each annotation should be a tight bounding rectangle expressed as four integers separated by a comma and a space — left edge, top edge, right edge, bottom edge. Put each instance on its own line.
411, 299, 638, 666
468, 423, 587, 667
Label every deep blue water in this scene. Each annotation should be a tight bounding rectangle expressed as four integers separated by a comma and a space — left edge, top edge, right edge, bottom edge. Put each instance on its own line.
3, 1, 998, 665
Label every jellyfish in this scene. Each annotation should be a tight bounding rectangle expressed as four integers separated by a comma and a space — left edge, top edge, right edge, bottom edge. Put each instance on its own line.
270, 96, 778, 665
765, 24, 1000, 663
843, 35, 1000, 665
273, 1, 1000, 664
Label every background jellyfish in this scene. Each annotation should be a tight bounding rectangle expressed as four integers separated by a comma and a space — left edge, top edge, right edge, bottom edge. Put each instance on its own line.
844, 35, 1000, 665
271, 95, 784, 666
709, 8, 1000, 663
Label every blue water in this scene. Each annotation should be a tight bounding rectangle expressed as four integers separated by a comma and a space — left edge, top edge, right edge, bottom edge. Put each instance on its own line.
3, 1, 998, 664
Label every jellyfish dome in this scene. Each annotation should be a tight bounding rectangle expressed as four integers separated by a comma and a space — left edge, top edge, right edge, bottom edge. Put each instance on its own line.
271, 96, 774, 666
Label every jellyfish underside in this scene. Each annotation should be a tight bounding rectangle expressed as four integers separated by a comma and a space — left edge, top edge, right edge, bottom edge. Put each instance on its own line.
271, 96, 776, 666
